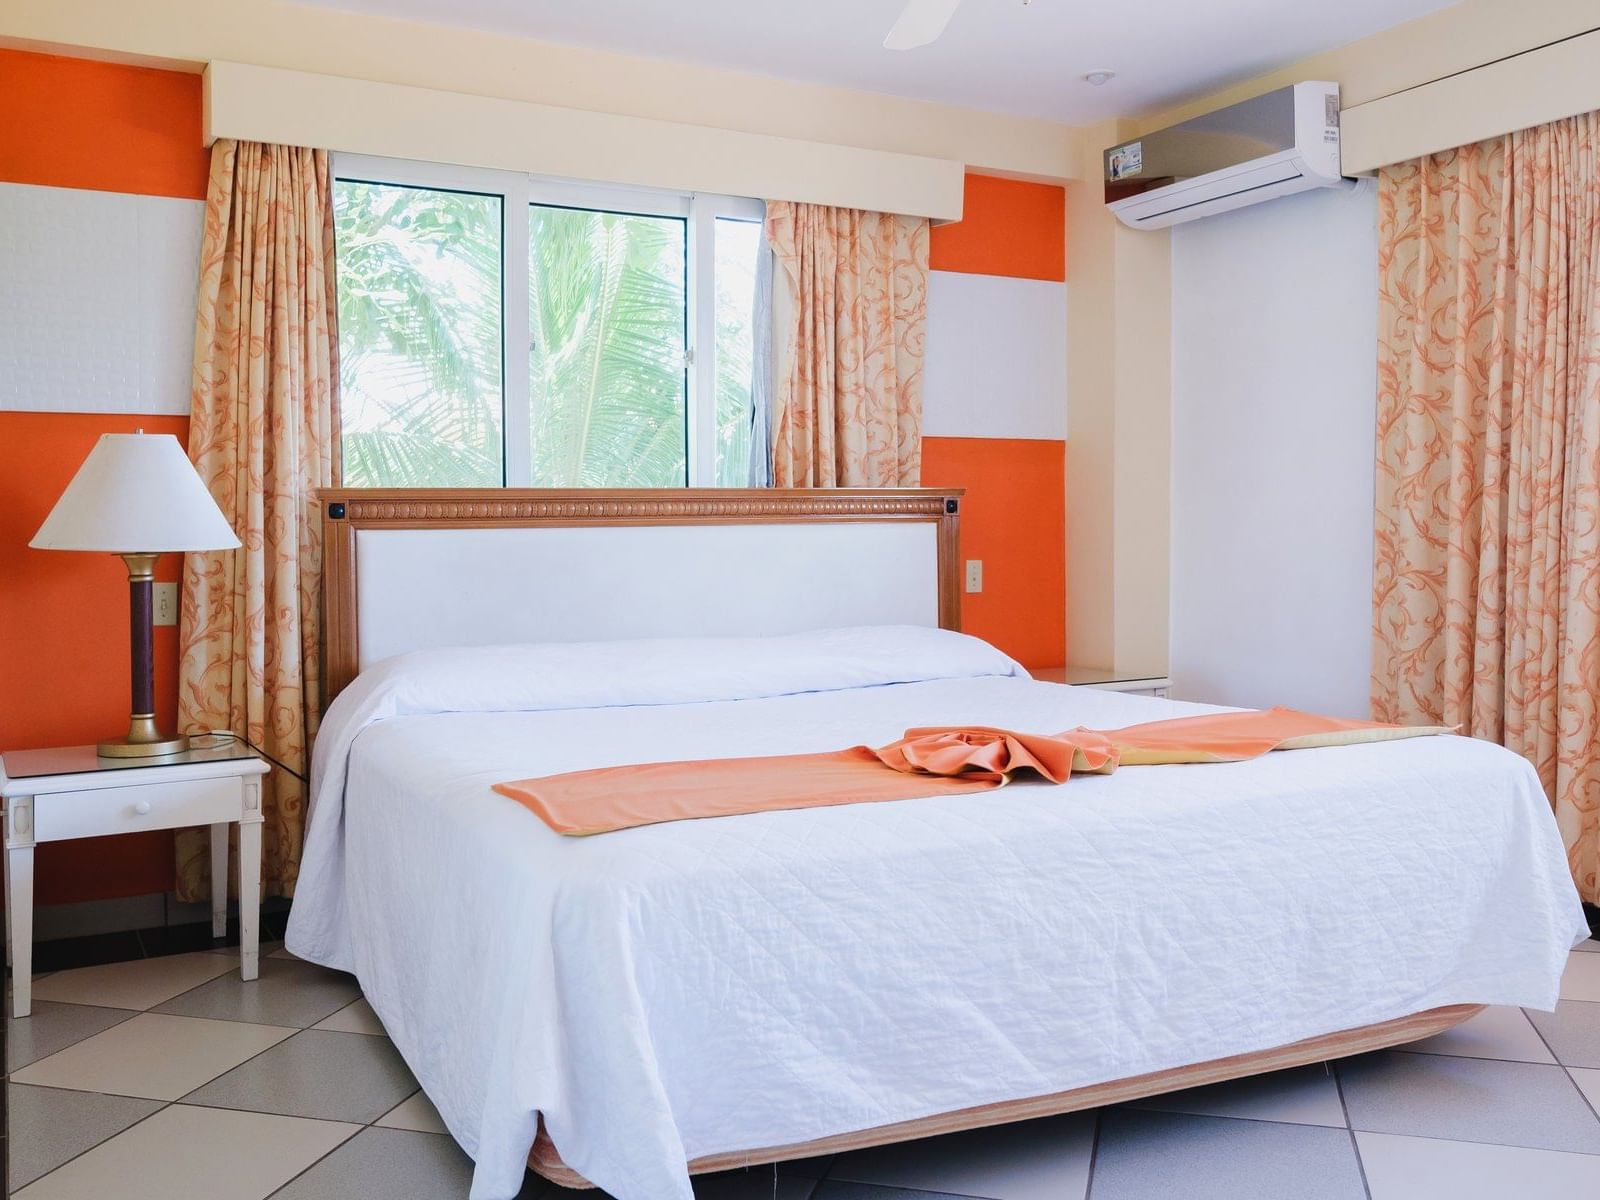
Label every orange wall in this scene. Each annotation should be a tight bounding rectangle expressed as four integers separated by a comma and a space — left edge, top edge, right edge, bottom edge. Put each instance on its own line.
931, 173, 1066, 283
1, 414, 191, 904
0, 49, 208, 199
925, 173, 1068, 667
922, 437, 1065, 667
1, 50, 210, 905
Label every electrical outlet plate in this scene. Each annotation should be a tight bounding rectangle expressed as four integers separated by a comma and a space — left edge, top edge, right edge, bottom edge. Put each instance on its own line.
964, 560, 983, 594
153, 582, 179, 627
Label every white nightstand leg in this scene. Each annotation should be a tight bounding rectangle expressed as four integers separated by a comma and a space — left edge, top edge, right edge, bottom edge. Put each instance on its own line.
238, 813, 262, 982
8, 844, 34, 1018
3, 838, 10, 972
209, 821, 229, 937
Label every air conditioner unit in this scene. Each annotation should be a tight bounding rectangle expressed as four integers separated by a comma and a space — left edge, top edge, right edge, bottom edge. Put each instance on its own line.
1105, 82, 1350, 229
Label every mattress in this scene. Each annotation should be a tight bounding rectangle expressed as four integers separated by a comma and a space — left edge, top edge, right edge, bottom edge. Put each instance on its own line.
285, 626, 1588, 1200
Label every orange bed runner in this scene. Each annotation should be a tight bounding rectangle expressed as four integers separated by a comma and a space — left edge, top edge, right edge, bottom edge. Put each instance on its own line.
493, 707, 1452, 836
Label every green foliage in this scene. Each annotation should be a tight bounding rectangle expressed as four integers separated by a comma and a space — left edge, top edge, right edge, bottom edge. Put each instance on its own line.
527, 206, 687, 486
335, 181, 505, 487
334, 183, 756, 488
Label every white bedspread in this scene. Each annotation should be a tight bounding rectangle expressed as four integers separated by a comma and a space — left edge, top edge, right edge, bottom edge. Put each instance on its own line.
286, 627, 1587, 1200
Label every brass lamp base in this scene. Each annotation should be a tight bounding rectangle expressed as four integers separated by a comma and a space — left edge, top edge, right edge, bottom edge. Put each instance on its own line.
97, 554, 191, 758
97, 714, 190, 759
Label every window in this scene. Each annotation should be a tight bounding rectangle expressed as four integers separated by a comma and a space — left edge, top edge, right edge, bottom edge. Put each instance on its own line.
333, 157, 766, 488
335, 178, 505, 487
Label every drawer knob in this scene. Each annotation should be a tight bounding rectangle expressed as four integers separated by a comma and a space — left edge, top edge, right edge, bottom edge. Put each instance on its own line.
133, 800, 152, 815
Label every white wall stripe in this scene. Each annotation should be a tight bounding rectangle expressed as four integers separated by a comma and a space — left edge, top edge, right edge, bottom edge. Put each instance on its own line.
0, 182, 203, 416
0, 196, 1069, 439
923, 269, 1067, 441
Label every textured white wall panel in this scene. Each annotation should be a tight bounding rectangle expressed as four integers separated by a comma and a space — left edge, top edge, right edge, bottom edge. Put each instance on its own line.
0, 183, 204, 414
923, 270, 1067, 441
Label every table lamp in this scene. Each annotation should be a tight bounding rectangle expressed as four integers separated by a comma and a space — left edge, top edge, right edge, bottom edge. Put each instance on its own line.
30, 432, 241, 758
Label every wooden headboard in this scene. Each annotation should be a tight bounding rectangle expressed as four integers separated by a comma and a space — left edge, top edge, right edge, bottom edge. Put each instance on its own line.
319, 487, 963, 702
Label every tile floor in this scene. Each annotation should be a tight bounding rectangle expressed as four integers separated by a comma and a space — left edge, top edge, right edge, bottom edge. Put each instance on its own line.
6, 936, 1600, 1199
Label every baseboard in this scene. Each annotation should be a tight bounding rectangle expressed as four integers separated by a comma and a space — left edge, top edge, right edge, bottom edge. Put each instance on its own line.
34, 892, 291, 942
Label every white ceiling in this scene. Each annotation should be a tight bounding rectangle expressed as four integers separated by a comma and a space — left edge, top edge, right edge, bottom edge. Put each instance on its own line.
300, 0, 1458, 123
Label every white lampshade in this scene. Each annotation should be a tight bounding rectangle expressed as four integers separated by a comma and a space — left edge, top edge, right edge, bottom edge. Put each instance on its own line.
30, 432, 241, 553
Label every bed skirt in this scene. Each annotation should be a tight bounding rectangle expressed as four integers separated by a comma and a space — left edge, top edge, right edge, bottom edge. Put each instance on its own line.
526, 1003, 1481, 1188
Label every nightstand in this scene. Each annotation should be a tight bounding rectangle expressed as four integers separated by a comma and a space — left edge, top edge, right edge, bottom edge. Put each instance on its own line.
1, 742, 270, 1017
1031, 665, 1173, 699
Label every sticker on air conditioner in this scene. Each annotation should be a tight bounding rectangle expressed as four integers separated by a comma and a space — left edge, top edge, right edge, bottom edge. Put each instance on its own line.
1109, 141, 1143, 180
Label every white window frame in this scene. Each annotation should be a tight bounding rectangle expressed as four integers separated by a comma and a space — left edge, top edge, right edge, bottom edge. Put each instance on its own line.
332, 153, 765, 487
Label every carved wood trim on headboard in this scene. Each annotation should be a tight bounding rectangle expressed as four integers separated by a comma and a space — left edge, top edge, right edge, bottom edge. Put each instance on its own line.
318, 487, 964, 703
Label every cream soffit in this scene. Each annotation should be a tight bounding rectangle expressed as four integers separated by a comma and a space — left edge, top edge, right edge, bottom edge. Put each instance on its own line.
0, 0, 1078, 182
1340, 28, 1600, 173
204, 62, 966, 221
1130, 0, 1600, 132
1120, 0, 1600, 172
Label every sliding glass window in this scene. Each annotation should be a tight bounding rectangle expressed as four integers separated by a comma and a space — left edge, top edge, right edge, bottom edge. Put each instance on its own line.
333, 156, 766, 488
334, 177, 505, 487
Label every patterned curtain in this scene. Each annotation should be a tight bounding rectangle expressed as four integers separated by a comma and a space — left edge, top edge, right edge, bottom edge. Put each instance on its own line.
1372, 112, 1600, 903
175, 140, 339, 900
765, 201, 928, 486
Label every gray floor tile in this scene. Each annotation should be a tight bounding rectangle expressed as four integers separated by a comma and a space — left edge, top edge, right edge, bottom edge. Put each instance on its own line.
1573, 1067, 1600, 1115
1562, 952, 1600, 1001
1407, 1005, 1555, 1064
8, 1083, 163, 1189
209, 939, 285, 957
693, 1169, 818, 1199
1356, 1130, 1600, 1200
12, 1012, 293, 1101
532, 1169, 814, 1200
828, 1111, 1093, 1199
1088, 1109, 1366, 1200
151, 957, 360, 1028
376, 1089, 449, 1135
812, 1183, 973, 1199
1525, 1001, 1600, 1068
479, 1167, 586, 1198
17, 1103, 358, 1200
1338, 1051, 1600, 1153
778, 1154, 835, 1179
7, 1001, 138, 1072
269, 1127, 474, 1199
534, 1182, 583, 1198
1126, 1063, 1347, 1126
31, 950, 239, 1010
184, 1029, 418, 1123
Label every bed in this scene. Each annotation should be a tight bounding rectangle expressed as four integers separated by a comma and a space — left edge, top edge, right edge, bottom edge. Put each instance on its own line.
285, 487, 1587, 1200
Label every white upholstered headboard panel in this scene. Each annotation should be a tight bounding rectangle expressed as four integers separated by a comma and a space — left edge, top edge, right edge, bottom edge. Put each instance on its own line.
354, 523, 938, 670
321, 489, 964, 700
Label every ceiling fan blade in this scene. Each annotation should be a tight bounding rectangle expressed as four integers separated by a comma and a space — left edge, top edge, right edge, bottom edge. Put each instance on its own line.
883, 0, 963, 50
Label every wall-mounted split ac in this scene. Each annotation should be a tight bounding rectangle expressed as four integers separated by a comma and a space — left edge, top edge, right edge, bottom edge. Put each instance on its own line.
1104, 81, 1352, 229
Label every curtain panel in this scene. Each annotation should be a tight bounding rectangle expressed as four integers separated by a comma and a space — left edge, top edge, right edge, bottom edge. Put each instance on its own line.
176, 140, 340, 900
1372, 112, 1600, 902
765, 201, 929, 486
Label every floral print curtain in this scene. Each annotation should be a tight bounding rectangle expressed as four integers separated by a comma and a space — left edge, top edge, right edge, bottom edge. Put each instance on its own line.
1372, 112, 1600, 903
176, 140, 339, 900
765, 201, 928, 486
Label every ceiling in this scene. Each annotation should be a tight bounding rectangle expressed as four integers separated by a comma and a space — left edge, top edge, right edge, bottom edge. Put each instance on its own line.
298, 0, 1458, 123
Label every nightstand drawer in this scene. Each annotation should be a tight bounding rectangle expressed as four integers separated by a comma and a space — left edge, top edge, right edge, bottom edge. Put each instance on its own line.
32, 776, 241, 842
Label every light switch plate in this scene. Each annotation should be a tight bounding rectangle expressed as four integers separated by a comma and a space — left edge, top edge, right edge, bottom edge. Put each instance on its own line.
965, 560, 983, 594
153, 582, 179, 626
